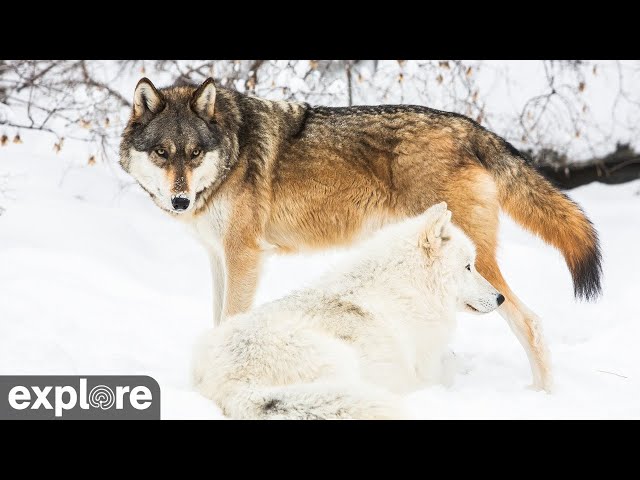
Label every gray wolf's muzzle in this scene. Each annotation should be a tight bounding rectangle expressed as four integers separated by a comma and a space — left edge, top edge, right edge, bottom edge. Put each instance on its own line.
171, 193, 190, 211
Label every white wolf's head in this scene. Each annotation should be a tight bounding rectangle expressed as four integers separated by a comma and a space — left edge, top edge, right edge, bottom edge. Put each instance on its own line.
418, 202, 504, 314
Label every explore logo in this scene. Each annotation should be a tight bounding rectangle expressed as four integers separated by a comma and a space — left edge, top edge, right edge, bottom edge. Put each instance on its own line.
0, 376, 160, 420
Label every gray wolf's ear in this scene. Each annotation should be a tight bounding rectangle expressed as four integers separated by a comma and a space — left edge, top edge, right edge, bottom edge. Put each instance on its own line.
419, 201, 453, 257
190, 77, 217, 120
132, 78, 165, 118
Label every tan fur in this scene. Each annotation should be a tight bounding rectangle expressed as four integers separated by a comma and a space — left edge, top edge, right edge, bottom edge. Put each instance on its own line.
122, 81, 601, 392
165, 166, 192, 195
222, 192, 264, 317
497, 172, 599, 282
187, 142, 554, 388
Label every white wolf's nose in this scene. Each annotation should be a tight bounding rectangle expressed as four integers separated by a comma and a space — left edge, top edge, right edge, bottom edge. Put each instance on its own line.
171, 193, 190, 211
497, 293, 505, 306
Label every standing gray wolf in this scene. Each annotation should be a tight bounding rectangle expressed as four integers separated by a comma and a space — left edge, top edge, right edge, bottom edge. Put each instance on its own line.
192, 203, 504, 419
119, 77, 602, 393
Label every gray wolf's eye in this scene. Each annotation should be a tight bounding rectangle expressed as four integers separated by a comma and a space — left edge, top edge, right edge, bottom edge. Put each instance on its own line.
156, 148, 166, 157
465, 264, 471, 271
192, 149, 201, 157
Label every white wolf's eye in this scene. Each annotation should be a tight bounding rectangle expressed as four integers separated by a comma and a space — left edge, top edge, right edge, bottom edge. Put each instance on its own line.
155, 148, 166, 157
465, 264, 471, 271
192, 149, 201, 157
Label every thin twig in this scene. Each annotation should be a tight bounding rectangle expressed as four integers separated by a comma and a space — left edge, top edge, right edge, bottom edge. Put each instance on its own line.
597, 370, 628, 379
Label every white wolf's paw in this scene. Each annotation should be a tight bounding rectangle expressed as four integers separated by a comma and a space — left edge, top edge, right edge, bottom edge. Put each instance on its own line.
440, 350, 473, 387
444, 350, 474, 375
457, 354, 474, 376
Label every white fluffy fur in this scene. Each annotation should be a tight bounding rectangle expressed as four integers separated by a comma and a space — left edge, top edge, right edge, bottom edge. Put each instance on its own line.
192, 202, 502, 419
127, 148, 224, 215
191, 152, 224, 199
128, 149, 173, 211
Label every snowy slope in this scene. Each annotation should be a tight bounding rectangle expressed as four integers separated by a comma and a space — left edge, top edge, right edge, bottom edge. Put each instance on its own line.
0, 137, 639, 419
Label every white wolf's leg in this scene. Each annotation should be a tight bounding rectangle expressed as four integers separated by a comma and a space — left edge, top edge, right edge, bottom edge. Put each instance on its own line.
208, 249, 226, 327
440, 350, 458, 388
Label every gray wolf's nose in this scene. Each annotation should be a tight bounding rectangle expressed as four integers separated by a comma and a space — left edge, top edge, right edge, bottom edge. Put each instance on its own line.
171, 194, 190, 211
497, 294, 505, 306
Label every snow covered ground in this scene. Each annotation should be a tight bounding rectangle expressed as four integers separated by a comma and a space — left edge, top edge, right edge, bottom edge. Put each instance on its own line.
1, 136, 639, 419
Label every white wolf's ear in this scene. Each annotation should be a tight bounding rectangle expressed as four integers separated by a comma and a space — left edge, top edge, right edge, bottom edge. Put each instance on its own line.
419, 202, 452, 258
191, 77, 217, 121
132, 78, 164, 118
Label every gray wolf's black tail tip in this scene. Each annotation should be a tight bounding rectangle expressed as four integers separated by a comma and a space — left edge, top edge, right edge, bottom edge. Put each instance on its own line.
573, 235, 603, 302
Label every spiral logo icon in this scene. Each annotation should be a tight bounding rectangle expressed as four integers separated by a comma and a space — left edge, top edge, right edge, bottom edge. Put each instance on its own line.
89, 385, 115, 409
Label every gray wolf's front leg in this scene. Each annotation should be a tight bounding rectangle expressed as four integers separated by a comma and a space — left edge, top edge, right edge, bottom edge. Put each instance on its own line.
209, 248, 226, 327
222, 240, 263, 320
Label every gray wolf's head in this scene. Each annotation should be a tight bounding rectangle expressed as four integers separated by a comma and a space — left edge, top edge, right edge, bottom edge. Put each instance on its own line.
418, 202, 505, 314
119, 77, 236, 214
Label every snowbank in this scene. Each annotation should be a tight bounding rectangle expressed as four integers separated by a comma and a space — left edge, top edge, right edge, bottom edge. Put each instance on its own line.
0, 138, 638, 419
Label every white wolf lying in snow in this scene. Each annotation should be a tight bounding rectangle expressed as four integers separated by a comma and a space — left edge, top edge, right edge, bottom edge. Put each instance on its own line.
192, 202, 504, 419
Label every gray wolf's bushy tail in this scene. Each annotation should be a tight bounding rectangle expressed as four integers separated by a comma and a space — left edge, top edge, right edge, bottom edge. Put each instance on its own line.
474, 129, 602, 301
